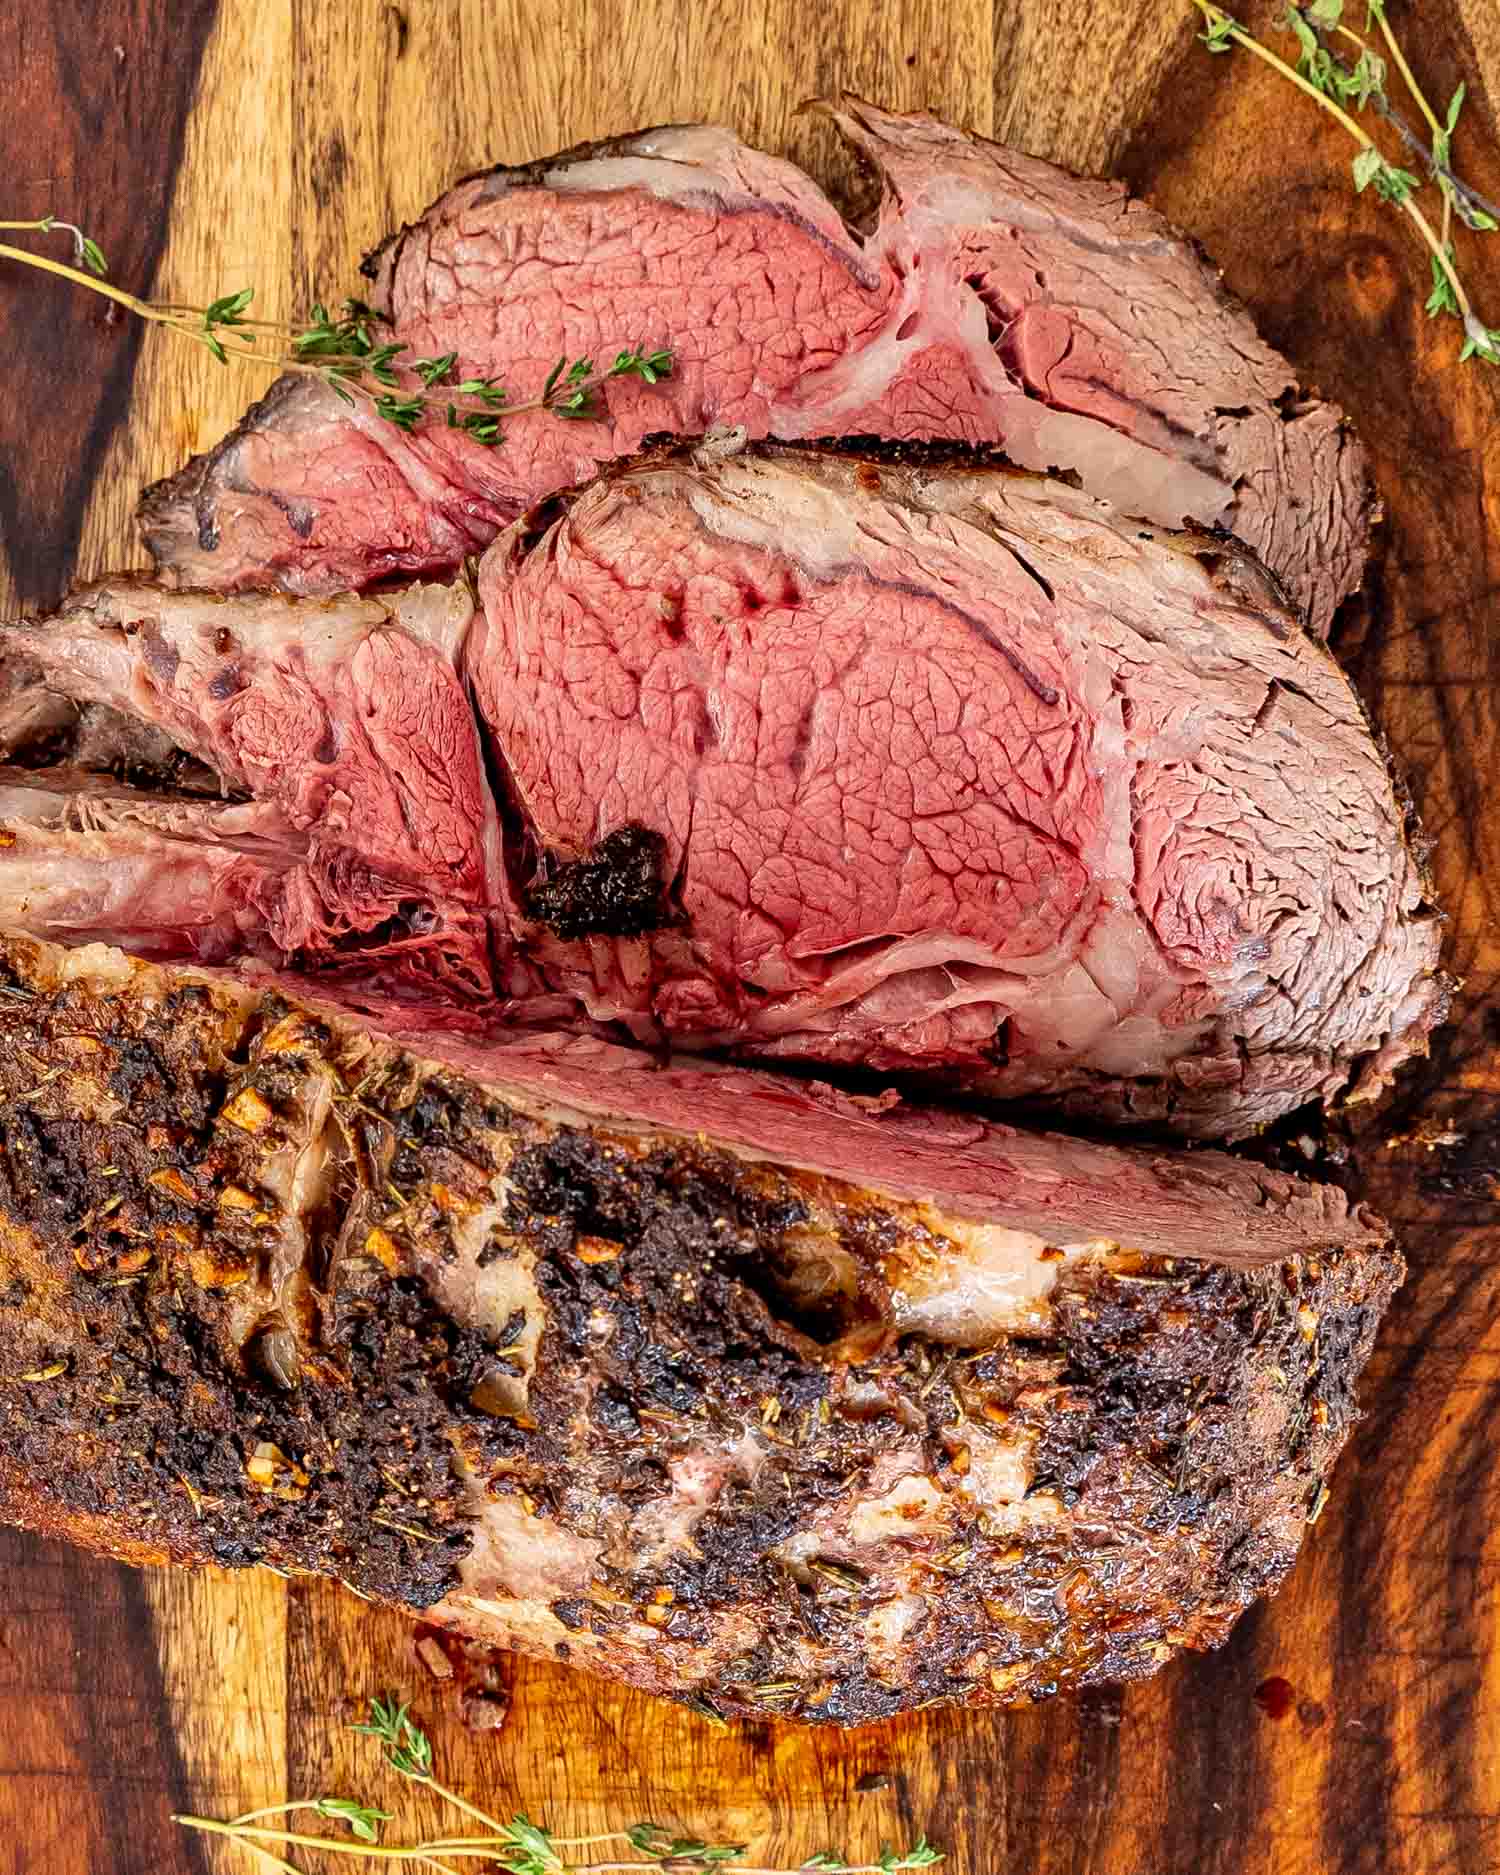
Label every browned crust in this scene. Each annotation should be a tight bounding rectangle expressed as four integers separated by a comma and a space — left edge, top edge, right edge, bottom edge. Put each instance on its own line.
0, 934, 1403, 1722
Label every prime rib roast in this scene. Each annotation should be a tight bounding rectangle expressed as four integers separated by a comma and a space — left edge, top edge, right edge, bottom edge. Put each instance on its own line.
0, 933, 1400, 1722
139, 100, 1370, 636
0, 107, 1441, 1722
1, 447, 1444, 1140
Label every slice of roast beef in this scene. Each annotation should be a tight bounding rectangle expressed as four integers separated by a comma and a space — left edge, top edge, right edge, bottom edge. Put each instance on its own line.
473, 448, 1446, 1135
20, 447, 1443, 1136
0, 931, 1400, 1722
2, 578, 504, 1000
139, 101, 1367, 634
0, 767, 306, 963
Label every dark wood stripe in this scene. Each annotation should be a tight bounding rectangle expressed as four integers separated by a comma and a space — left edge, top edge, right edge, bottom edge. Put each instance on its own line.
0, 0, 221, 610
0, 9, 225, 1863
0, 1532, 210, 1874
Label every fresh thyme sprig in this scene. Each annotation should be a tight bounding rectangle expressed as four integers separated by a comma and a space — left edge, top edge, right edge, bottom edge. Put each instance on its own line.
173, 1694, 944, 1875
0, 219, 673, 445
0, 215, 108, 275
1192, 1, 1499, 362
1287, 7, 1500, 236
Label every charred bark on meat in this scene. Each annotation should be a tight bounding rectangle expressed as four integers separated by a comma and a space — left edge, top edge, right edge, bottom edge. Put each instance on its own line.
0, 936, 1401, 1722
523, 824, 674, 941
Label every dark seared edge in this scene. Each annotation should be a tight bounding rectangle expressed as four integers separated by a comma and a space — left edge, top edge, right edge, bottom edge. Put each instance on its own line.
137, 374, 324, 567
0, 969, 490, 1606
0, 935, 1402, 1723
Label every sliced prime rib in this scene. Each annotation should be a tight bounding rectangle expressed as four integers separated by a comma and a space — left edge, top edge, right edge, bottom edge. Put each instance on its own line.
138, 100, 1368, 635
470, 446, 1443, 1132
0, 581, 503, 1001
0, 932, 1400, 1722
6, 447, 1446, 1137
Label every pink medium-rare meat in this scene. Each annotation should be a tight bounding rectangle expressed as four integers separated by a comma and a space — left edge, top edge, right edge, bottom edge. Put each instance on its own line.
139, 102, 1368, 634
0, 769, 305, 964
139, 125, 891, 596
801, 100, 1369, 634
0, 932, 1401, 1721
7, 445, 1444, 1137
2, 580, 501, 999
470, 445, 1441, 1135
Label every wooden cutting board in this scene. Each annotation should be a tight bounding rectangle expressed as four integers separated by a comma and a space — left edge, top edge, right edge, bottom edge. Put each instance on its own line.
1, 2, 1497, 1870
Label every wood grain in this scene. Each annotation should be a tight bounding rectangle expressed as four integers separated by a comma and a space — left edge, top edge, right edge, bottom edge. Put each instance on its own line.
1, 2, 1498, 1872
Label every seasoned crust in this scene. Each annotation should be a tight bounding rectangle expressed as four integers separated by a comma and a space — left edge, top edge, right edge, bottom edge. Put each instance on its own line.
0, 935, 1402, 1722
0, 965, 488, 1603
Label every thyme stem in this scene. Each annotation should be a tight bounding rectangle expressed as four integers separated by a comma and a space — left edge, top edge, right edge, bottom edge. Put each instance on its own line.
178, 1693, 941, 1875
1370, 3, 1441, 140
231, 1802, 331, 1827
0, 241, 185, 332
410, 1774, 511, 1840
0, 228, 674, 440
1306, 16, 1500, 214
1191, 1, 1496, 358
1197, 6, 1373, 139
175, 1818, 497, 1860
1360, 4, 1457, 252
1292, 5, 1500, 241
1397, 187, 1473, 320
176, 1824, 936, 1875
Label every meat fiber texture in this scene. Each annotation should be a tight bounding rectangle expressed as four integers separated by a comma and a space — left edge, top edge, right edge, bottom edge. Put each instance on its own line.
3, 447, 1445, 1138
0, 582, 501, 1002
138, 99, 1369, 636
0, 932, 1401, 1723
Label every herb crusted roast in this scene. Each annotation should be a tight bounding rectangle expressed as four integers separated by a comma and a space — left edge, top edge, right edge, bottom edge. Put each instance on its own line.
139, 100, 1369, 636
4, 446, 1444, 1138
0, 103, 1437, 1726
0, 933, 1400, 1722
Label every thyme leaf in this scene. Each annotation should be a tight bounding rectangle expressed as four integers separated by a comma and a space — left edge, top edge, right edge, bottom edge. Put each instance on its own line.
314, 1796, 392, 1843
411, 349, 457, 387
174, 1691, 944, 1874
0, 221, 674, 441
1192, 2, 1496, 363
1201, 10, 1236, 52
349, 1692, 435, 1779
1425, 249, 1460, 318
